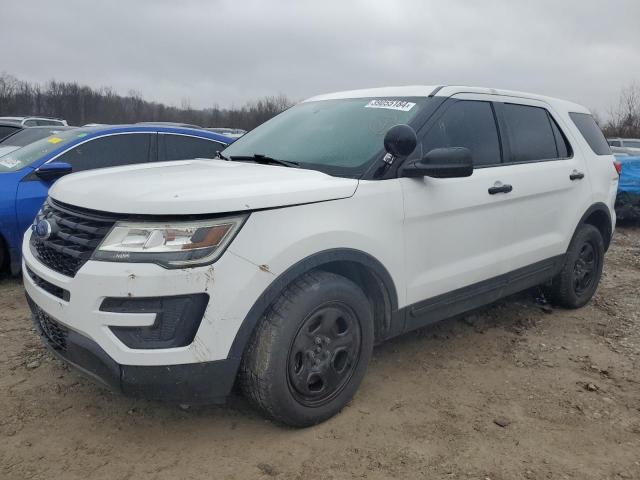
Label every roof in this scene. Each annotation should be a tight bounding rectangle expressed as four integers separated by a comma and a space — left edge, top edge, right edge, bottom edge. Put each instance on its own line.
72, 124, 233, 143
304, 85, 590, 113
0, 116, 65, 121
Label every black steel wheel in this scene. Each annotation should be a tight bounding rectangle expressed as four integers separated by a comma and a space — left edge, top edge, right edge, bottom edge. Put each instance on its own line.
544, 224, 604, 309
572, 241, 599, 296
287, 302, 361, 407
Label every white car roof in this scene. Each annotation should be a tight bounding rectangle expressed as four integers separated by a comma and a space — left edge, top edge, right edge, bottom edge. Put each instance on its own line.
304, 85, 590, 114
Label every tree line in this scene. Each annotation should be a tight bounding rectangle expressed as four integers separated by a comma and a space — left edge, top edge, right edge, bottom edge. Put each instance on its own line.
1, 72, 639, 138
0, 73, 292, 130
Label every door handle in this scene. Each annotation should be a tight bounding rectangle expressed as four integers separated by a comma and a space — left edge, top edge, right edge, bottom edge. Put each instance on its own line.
570, 170, 585, 181
488, 183, 513, 195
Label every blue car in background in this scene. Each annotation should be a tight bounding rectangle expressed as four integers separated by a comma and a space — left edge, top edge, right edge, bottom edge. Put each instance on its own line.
0, 125, 232, 274
614, 154, 640, 220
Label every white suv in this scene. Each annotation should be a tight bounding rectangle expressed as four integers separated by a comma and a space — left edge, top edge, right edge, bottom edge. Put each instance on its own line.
23, 86, 620, 426
0, 116, 68, 127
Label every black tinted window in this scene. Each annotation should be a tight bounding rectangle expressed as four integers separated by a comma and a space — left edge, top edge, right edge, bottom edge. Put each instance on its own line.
549, 116, 572, 158
608, 140, 621, 147
421, 100, 501, 166
58, 134, 152, 172
503, 104, 558, 162
569, 113, 611, 155
0, 125, 20, 141
36, 119, 61, 126
162, 134, 224, 161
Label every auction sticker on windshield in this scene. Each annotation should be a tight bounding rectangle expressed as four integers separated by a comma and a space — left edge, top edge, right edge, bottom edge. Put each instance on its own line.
0, 158, 21, 169
364, 99, 416, 111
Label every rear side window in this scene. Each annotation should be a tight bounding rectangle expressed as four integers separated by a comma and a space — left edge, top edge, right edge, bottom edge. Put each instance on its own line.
36, 119, 62, 126
609, 140, 621, 147
549, 116, 572, 158
421, 100, 501, 166
58, 133, 153, 172
502, 104, 559, 162
161, 134, 225, 161
569, 113, 611, 155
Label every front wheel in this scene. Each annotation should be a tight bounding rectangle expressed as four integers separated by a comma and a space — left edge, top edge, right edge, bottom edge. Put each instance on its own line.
239, 271, 374, 427
544, 224, 605, 309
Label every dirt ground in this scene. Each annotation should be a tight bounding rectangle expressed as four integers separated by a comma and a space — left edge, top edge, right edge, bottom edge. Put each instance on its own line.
1, 227, 639, 480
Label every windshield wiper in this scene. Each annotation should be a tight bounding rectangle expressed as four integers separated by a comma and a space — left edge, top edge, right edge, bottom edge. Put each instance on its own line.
215, 150, 230, 161
229, 154, 299, 168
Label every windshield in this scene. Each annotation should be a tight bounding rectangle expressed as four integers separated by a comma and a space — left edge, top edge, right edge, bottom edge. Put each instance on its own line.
1, 127, 72, 148
0, 129, 90, 172
223, 97, 428, 177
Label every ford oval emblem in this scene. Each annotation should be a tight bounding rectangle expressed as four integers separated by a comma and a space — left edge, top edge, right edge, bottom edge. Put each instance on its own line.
34, 219, 52, 240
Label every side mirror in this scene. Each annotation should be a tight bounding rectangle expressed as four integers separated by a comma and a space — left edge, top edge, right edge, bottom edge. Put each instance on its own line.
401, 147, 473, 178
35, 162, 73, 181
384, 124, 417, 157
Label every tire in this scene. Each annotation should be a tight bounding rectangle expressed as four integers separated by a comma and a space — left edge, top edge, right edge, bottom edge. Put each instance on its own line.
544, 224, 604, 309
239, 270, 374, 427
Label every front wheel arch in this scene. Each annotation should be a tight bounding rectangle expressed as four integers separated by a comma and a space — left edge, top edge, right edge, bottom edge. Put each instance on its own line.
227, 248, 398, 362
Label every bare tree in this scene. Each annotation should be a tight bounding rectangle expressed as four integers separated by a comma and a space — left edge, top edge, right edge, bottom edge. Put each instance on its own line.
604, 82, 640, 138
0, 73, 292, 130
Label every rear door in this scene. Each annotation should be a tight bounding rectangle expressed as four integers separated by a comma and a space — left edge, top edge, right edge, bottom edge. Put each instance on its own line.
490, 97, 591, 272
158, 133, 226, 161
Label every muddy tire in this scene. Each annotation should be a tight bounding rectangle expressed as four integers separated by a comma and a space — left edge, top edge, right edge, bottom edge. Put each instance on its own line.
544, 224, 604, 309
239, 270, 374, 427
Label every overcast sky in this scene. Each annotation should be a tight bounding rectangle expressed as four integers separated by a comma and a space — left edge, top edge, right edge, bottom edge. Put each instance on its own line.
2, 0, 639, 116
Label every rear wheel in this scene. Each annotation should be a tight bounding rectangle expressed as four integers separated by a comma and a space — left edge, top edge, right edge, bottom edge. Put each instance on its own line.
544, 224, 604, 309
240, 271, 374, 427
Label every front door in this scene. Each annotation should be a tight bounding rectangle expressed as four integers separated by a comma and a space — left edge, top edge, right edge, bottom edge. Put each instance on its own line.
400, 98, 512, 328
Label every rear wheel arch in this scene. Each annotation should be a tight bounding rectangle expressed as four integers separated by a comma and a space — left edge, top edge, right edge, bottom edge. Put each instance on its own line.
228, 249, 398, 361
574, 203, 612, 251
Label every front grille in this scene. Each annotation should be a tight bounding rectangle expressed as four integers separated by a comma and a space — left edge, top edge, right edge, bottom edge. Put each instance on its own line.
26, 266, 70, 301
30, 200, 118, 277
28, 298, 69, 351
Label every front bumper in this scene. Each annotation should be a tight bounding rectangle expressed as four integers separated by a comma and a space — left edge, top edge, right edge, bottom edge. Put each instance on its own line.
22, 226, 276, 403
27, 293, 238, 403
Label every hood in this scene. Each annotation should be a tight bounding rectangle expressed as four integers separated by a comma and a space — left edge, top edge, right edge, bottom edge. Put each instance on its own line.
49, 159, 358, 215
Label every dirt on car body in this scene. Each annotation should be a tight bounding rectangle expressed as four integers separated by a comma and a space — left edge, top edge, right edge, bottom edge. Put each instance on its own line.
1, 227, 639, 480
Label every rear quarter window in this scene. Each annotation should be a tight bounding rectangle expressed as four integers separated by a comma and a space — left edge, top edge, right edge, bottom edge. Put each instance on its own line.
569, 113, 611, 155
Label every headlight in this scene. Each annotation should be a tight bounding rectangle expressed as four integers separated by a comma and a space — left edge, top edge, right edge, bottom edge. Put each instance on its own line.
93, 215, 247, 268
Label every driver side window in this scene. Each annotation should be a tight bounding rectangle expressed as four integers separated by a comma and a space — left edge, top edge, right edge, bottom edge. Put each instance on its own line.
421, 100, 501, 166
